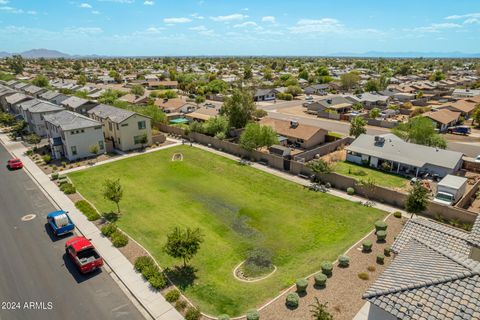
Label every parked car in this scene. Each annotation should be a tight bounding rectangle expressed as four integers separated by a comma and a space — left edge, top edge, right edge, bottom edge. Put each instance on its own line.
474, 155, 480, 163
305, 95, 314, 100
47, 210, 75, 236
65, 236, 103, 274
447, 126, 471, 135
7, 158, 23, 170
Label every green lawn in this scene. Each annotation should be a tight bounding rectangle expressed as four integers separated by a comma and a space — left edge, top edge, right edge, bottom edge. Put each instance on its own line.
333, 161, 409, 190
69, 146, 386, 316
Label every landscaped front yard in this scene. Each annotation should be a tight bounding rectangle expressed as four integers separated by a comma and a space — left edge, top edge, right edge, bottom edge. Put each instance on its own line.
68, 146, 386, 316
333, 161, 409, 190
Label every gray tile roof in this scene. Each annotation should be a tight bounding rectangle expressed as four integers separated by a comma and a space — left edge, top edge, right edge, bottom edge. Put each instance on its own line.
29, 102, 64, 113
13, 82, 28, 90
39, 90, 61, 100
17, 98, 42, 111
391, 218, 471, 256
468, 217, 480, 248
23, 85, 44, 94
44, 110, 101, 131
346, 134, 464, 170
5, 92, 30, 105
87, 104, 135, 123
61, 96, 90, 109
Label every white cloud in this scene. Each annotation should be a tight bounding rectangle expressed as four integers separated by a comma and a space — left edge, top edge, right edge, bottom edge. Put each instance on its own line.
79, 3, 92, 9
163, 17, 192, 24
143, 0, 154, 5
233, 21, 257, 28
445, 13, 480, 20
0, 6, 36, 14
210, 13, 248, 22
92, 10, 100, 14
98, 0, 134, 3
0, 0, 9, 4
289, 18, 343, 33
64, 27, 103, 35
190, 13, 204, 20
464, 18, 480, 24
413, 22, 462, 33
261, 16, 276, 23
189, 25, 207, 31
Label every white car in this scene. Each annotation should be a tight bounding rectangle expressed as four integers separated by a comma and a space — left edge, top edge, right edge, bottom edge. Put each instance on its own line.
305, 95, 313, 101
475, 155, 480, 163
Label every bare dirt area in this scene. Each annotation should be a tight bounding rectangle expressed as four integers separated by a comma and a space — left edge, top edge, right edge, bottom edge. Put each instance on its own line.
278, 105, 319, 118
259, 215, 406, 320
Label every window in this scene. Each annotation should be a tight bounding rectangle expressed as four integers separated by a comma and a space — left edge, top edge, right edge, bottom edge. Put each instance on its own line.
98, 141, 104, 150
108, 122, 113, 131
116, 123, 119, 130
71, 146, 77, 155
138, 121, 146, 130
134, 135, 143, 144
121, 123, 128, 127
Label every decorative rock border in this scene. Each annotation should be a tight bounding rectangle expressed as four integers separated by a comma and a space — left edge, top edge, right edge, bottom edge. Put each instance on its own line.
233, 260, 277, 283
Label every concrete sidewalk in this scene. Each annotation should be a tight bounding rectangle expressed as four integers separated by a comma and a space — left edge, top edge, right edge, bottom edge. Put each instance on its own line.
0, 134, 183, 320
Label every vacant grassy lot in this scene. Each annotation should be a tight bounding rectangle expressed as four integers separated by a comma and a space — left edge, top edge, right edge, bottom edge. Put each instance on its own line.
333, 161, 409, 190
69, 146, 386, 316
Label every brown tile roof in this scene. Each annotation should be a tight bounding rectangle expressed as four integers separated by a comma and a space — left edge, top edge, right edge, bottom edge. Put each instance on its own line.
118, 93, 148, 104
466, 96, 480, 104
437, 100, 477, 114
154, 98, 194, 112
259, 117, 327, 140
147, 80, 178, 87
186, 107, 220, 121
424, 109, 460, 125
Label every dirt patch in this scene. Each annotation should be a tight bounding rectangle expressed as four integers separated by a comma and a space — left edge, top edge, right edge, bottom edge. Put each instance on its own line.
259, 215, 406, 320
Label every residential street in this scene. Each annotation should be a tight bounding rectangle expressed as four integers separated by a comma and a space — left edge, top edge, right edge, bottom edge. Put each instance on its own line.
0, 143, 144, 320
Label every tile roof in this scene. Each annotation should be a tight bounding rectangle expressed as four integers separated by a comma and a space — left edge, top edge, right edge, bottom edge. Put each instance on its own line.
5, 92, 30, 105
468, 217, 480, 248
424, 109, 461, 125
88, 104, 136, 123
39, 90, 61, 100
29, 102, 64, 113
44, 110, 101, 131
61, 96, 90, 109
259, 117, 327, 141
391, 218, 471, 256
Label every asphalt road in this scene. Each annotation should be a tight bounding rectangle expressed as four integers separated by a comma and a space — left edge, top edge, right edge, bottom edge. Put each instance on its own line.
0, 143, 144, 320
266, 110, 480, 157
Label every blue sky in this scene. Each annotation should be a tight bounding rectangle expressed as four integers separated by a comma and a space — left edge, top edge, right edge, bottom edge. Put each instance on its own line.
0, 0, 479, 56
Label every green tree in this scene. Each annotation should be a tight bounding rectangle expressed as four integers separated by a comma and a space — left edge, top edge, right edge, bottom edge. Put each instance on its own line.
310, 298, 333, 320
77, 74, 87, 86
369, 108, 381, 119
89, 144, 99, 156
286, 85, 302, 97
429, 71, 446, 81
243, 65, 253, 80
357, 177, 377, 202
6, 55, 25, 74
472, 105, 480, 127
32, 74, 49, 87
220, 89, 256, 129
405, 181, 428, 218
9, 120, 27, 138
0, 112, 16, 126
340, 72, 360, 91
102, 178, 123, 214
164, 227, 204, 267
298, 69, 309, 80
307, 159, 332, 174
349, 116, 367, 137
365, 79, 379, 92
131, 84, 145, 96
392, 116, 447, 149
195, 95, 206, 104
239, 122, 278, 151
203, 116, 228, 137
24, 133, 41, 148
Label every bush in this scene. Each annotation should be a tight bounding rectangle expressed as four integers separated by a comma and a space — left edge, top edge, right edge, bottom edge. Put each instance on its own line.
346, 187, 355, 195
101, 223, 117, 237
246, 309, 260, 320
321, 261, 333, 276
376, 230, 387, 242
175, 300, 187, 311
75, 200, 101, 221
26, 149, 33, 156
384, 247, 391, 257
217, 315, 230, 320
314, 273, 327, 287
295, 278, 308, 293
111, 230, 129, 247
285, 292, 299, 308
42, 154, 52, 164
60, 183, 76, 194
338, 255, 350, 268
51, 172, 59, 180
185, 307, 201, 320
358, 272, 369, 280
374, 220, 388, 232
393, 211, 402, 218
148, 272, 168, 290
367, 266, 376, 272
134, 256, 155, 272
362, 240, 373, 252
376, 254, 385, 264
165, 289, 181, 303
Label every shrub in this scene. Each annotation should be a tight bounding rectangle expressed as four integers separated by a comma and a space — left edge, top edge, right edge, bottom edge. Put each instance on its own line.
393, 211, 402, 218
42, 154, 52, 164
358, 272, 369, 280
314, 273, 327, 287
362, 240, 373, 252
51, 172, 59, 180
321, 261, 333, 276
75, 200, 101, 221
376, 254, 385, 264
376, 230, 387, 242
134, 256, 155, 272
165, 289, 181, 303
384, 247, 391, 257
285, 292, 299, 308
367, 266, 376, 272
346, 187, 355, 195
338, 255, 350, 268
26, 149, 33, 156
111, 230, 129, 247
374, 220, 388, 232
61, 183, 76, 194
246, 309, 260, 320
218, 315, 230, 320
175, 300, 187, 311
101, 223, 117, 237
185, 307, 201, 320
295, 278, 308, 293
61, 161, 67, 168
148, 272, 168, 290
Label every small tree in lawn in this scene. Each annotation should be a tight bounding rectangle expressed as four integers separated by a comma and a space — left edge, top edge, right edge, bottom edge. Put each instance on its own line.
310, 298, 333, 320
102, 178, 123, 214
164, 227, 204, 267
307, 159, 332, 179
25, 133, 41, 150
405, 181, 428, 218
89, 144, 99, 162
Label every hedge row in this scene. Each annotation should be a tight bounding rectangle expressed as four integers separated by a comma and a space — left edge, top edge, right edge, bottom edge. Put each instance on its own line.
134, 256, 168, 290
75, 200, 101, 221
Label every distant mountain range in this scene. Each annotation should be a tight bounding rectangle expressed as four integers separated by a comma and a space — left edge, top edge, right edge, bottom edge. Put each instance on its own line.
1, 49, 480, 59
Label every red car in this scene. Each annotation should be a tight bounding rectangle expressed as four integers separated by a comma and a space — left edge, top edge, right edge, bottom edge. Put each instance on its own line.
7, 158, 23, 170
65, 236, 103, 274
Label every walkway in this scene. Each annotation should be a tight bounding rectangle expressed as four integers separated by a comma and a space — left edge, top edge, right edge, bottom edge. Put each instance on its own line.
0, 133, 184, 320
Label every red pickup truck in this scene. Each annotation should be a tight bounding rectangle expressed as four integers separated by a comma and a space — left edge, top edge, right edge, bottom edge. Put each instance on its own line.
65, 236, 103, 274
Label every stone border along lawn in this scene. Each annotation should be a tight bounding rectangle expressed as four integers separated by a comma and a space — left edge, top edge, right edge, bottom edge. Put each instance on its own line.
68, 145, 387, 317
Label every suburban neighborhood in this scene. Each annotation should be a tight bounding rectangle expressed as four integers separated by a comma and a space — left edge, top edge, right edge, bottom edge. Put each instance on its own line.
1, 1, 480, 320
